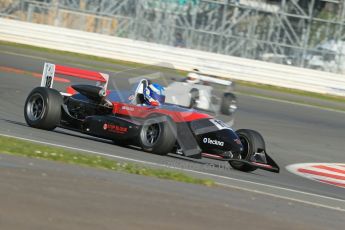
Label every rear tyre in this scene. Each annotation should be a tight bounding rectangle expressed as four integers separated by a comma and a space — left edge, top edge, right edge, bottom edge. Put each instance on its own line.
229, 129, 265, 172
24, 87, 63, 130
220, 93, 237, 115
189, 88, 199, 108
139, 117, 176, 155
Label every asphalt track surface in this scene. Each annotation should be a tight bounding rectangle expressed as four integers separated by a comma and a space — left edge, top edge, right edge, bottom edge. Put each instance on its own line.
0, 44, 345, 229
2, 154, 344, 230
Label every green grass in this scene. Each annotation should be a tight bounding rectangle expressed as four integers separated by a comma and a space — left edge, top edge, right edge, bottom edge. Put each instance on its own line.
0, 135, 214, 187
1, 39, 345, 104
0, 40, 187, 75
0, 40, 146, 69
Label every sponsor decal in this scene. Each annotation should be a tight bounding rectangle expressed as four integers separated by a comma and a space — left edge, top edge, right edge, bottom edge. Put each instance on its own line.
203, 137, 224, 146
121, 105, 134, 111
209, 119, 232, 130
286, 163, 345, 188
128, 95, 135, 101
103, 123, 128, 134
45, 75, 53, 88
42, 63, 55, 88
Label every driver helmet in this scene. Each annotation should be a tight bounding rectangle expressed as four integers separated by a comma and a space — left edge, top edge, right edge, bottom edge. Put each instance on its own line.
144, 83, 165, 106
187, 72, 200, 84
186, 68, 201, 84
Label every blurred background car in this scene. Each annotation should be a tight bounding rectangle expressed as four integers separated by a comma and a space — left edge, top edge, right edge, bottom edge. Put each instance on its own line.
165, 69, 237, 119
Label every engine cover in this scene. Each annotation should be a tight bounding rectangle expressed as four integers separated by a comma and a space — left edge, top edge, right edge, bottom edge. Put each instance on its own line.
71, 84, 106, 101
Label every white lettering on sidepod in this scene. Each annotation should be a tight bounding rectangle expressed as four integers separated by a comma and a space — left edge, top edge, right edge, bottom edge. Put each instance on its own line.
203, 137, 224, 146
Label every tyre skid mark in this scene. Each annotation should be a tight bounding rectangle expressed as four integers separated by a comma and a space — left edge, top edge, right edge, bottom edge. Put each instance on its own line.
0, 66, 70, 83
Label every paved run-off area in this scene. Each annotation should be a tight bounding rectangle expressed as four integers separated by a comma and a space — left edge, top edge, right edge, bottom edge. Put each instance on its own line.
1, 154, 344, 230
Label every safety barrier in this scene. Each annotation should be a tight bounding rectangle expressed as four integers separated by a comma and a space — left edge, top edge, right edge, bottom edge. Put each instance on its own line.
1, 18, 345, 96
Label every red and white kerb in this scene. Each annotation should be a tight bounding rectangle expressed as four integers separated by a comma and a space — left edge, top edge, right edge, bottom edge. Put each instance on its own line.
286, 163, 345, 188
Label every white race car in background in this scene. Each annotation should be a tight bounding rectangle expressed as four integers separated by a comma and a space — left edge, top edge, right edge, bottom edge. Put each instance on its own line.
165, 71, 237, 117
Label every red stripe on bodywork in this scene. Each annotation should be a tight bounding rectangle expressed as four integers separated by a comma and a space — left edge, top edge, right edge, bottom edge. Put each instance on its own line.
55, 65, 106, 82
112, 102, 211, 122
251, 162, 273, 169
66, 86, 77, 95
202, 153, 224, 159
317, 179, 345, 187
313, 165, 345, 175
298, 168, 345, 180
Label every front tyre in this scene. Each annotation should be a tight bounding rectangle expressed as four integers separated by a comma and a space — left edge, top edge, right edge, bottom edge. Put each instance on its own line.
139, 117, 176, 155
24, 87, 63, 130
221, 93, 237, 115
229, 129, 265, 172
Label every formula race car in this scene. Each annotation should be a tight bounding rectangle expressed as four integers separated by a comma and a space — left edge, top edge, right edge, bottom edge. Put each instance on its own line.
165, 70, 237, 116
24, 63, 279, 173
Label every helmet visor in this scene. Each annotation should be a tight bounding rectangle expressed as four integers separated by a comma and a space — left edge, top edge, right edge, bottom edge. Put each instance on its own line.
150, 91, 165, 104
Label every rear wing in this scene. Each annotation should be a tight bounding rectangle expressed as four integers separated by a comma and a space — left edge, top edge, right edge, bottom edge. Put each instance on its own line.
40, 63, 109, 91
187, 72, 232, 86
199, 74, 232, 86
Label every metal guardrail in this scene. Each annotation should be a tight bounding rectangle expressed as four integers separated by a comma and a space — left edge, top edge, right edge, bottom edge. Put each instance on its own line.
3, 0, 345, 74
1, 18, 345, 96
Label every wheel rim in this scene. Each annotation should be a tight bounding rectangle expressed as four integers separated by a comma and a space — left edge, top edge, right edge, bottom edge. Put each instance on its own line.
26, 93, 45, 121
228, 99, 237, 113
230, 134, 249, 167
238, 135, 250, 159
141, 122, 161, 147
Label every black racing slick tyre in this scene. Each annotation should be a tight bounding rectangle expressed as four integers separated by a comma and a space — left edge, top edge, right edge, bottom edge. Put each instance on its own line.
139, 117, 176, 155
220, 93, 237, 115
189, 88, 199, 108
24, 87, 63, 130
229, 129, 265, 172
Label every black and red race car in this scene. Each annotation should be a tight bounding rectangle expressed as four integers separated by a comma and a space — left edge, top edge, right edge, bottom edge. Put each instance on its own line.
24, 63, 279, 173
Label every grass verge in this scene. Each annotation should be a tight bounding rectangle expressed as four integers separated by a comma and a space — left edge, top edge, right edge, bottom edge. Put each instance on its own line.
0, 40, 186, 75
0, 40, 146, 69
1, 40, 345, 104
0, 135, 214, 187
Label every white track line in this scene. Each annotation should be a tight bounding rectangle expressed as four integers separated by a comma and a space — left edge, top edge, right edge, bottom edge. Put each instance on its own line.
1, 132, 345, 212
237, 92, 345, 114
217, 182, 345, 212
